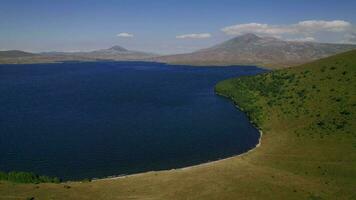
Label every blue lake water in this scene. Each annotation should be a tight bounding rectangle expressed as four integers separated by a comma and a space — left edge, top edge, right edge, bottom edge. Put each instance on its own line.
0, 62, 267, 180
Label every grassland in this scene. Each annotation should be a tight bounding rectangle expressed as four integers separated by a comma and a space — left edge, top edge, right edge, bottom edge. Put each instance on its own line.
0, 50, 355, 200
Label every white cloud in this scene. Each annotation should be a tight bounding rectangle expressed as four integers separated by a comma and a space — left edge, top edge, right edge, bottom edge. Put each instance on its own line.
222, 23, 294, 35
296, 20, 351, 33
117, 33, 134, 37
288, 37, 316, 42
222, 20, 352, 36
176, 33, 211, 39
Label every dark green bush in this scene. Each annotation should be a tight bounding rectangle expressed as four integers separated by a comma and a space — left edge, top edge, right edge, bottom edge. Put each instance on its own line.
0, 171, 60, 184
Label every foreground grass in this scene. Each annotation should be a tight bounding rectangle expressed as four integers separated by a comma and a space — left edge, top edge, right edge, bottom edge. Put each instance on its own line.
1, 51, 355, 200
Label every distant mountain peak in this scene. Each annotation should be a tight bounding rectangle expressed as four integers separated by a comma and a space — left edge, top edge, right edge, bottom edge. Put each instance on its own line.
203, 33, 264, 51
156, 32, 356, 68
108, 45, 128, 52
227, 33, 262, 43
215, 33, 264, 47
237, 33, 261, 40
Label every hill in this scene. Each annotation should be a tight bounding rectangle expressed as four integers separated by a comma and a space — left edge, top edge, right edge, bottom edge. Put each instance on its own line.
83, 45, 157, 60
155, 33, 356, 68
43, 45, 156, 60
0, 46, 156, 64
0, 50, 36, 58
0, 50, 355, 199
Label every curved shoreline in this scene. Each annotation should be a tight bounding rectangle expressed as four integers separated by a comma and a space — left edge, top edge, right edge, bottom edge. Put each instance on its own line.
94, 92, 263, 182
94, 130, 262, 182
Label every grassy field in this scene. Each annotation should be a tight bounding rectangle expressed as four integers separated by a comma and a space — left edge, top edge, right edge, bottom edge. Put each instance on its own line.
0, 50, 355, 200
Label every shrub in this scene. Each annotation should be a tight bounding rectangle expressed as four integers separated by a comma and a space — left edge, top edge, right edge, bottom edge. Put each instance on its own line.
0, 171, 61, 184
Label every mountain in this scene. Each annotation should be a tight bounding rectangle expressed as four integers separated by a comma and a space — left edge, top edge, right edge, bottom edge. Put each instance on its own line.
2, 37, 356, 67
0, 46, 157, 64
81, 45, 156, 60
0, 50, 44, 64
41, 45, 156, 59
41, 45, 157, 61
154, 33, 356, 68
106, 45, 129, 52
0, 50, 36, 58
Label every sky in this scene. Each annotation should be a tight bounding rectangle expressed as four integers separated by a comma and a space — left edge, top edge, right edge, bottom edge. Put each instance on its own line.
0, 0, 356, 54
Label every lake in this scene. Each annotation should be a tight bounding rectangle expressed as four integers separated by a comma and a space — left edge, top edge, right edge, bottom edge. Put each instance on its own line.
0, 62, 267, 180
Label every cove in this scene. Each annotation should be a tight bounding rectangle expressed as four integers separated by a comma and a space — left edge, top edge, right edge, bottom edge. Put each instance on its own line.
0, 62, 267, 180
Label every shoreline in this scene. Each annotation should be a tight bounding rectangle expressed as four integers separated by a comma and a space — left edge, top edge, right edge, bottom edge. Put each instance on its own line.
94, 92, 263, 182
0, 59, 269, 69
94, 130, 263, 182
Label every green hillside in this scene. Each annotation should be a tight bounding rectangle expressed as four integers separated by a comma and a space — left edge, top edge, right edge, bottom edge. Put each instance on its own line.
0, 50, 355, 200
215, 50, 356, 198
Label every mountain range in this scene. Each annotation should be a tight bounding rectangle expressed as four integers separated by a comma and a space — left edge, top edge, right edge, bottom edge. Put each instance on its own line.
41, 45, 156, 60
154, 33, 356, 68
0, 50, 35, 58
1, 33, 356, 68
0, 46, 155, 64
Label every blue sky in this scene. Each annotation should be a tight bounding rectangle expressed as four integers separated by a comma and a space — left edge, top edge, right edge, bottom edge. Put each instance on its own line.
1, 0, 356, 54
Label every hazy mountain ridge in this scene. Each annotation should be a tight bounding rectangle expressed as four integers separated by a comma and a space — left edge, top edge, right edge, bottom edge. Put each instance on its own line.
154, 33, 356, 68
1, 35, 356, 67
41, 45, 156, 60
0, 45, 156, 64
0, 50, 36, 58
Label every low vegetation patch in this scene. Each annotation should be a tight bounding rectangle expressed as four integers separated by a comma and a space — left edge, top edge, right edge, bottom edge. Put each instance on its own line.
0, 171, 60, 184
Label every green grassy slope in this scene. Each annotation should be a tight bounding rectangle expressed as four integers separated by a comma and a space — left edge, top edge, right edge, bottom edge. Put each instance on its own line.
215, 50, 356, 197
0, 50, 355, 200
